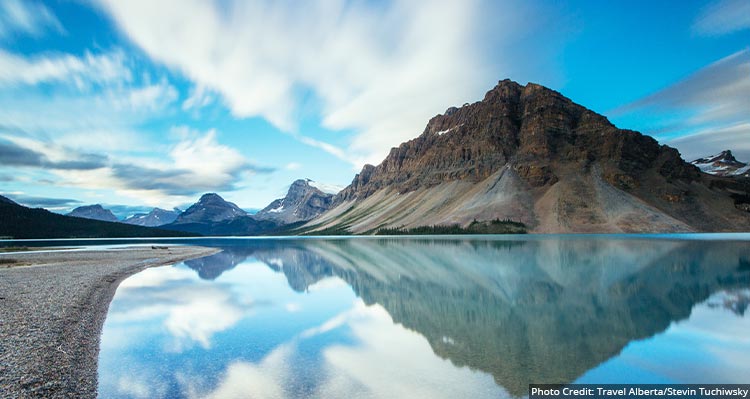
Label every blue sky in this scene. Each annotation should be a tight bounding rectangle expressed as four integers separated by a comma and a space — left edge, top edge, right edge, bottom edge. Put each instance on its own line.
0, 0, 748, 216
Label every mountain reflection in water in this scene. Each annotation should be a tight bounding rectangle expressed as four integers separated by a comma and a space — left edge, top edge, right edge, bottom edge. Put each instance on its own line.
98, 237, 750, 398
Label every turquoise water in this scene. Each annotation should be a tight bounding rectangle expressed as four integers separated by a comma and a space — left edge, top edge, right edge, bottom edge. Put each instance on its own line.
13, 236, 748, 398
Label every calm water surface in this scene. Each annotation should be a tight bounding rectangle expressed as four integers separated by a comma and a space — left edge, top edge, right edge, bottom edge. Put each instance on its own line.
26, 235, 749, 398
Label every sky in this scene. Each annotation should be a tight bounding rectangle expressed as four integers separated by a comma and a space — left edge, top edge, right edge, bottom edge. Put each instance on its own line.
0, 0, 748, 217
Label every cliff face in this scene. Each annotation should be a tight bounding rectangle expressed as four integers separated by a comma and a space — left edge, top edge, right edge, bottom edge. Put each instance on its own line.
312, 80, 750, 233
254, 179, 334, 224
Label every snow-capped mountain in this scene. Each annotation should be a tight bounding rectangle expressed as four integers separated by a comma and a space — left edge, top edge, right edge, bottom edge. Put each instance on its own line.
123, 208, 181, 227
254, 179, 335, 224
691, 150, 749, 177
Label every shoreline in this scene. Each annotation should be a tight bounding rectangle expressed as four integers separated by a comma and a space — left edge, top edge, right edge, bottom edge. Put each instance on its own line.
0, 246, 220, 399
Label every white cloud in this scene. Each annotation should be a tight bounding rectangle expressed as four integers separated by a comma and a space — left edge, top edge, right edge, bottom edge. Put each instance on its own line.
0, 49, 131, 88
182, 85, 215, 111
56, 128, 149, 154
197, 301, 507, 399
308, 180, 345, 195
200, 347, 291, 399
169, 127, 254, 189
0, 50, 177, 159
296, 134, 355, 165
112, 267, 247, 351
624, 50, 750, 123
1, 128, 269, 207
163, 289, 245, 350
77, 129, 266, 205
120, 79, 178, 111
94, 0, 544, 167
0, 85, 174, 139
0, 49, 178, 160
0, 0, 65, 39
667, 123, 750, 162
0, 49, 179, 159
284, 162, 301, 171
693, 0, 750, 36
618, 50, 750, 161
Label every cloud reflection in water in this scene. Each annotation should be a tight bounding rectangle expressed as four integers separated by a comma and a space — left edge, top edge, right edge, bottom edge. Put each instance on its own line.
98, 237, 750, 398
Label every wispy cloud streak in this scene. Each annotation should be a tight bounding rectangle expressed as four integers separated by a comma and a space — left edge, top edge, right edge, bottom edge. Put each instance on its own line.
693, 0, 750, 36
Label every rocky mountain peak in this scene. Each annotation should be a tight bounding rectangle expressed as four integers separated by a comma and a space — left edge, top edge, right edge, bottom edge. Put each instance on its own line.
67, 204, 119, 223
691, 150, 748, 177
172, 193, 247, 224
198, 193, 226, 204
254, 179, 335, 224
334, 79, 698, 205
337, 164, 376, 201
288, 179, 315, 197
308, 78, 750, 234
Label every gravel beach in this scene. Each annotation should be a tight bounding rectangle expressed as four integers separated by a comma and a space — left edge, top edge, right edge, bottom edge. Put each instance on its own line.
0, 246, 220, 399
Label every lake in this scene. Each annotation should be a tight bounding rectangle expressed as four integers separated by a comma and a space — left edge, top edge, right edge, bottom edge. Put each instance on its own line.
8, 235, 750, 398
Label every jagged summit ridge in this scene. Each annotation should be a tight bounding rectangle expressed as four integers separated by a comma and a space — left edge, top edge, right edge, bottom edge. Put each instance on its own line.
255, 179, 335, 224
691, 150, 749, 176
337, 79, 695, 202
172, 193, 247, 224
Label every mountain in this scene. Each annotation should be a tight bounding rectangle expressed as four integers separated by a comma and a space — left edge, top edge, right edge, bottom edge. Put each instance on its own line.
172, 193, 247, 224
254, 179, 335, 224
163, 215, 280, 236
0, 196, 195, 239
163, 193, 281, 235
691, 150, 750, 177
123, 208, 181, 227
305, 79, 750, 234
0, 195, 18, 206
66, 204, 119, 223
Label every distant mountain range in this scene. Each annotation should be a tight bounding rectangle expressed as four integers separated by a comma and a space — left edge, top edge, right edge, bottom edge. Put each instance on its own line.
65, 205, 181, 227
161, 180, 334, 236
4, 79, 749, 237
8, 179, 336, 237
162, 193, 258, 235
0, 195, 194, 239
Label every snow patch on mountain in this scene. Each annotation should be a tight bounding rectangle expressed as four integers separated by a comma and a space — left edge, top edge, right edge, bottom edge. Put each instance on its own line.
690, 150, 748, 177
307, 179, 345, 194
436, 123, 464, 136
